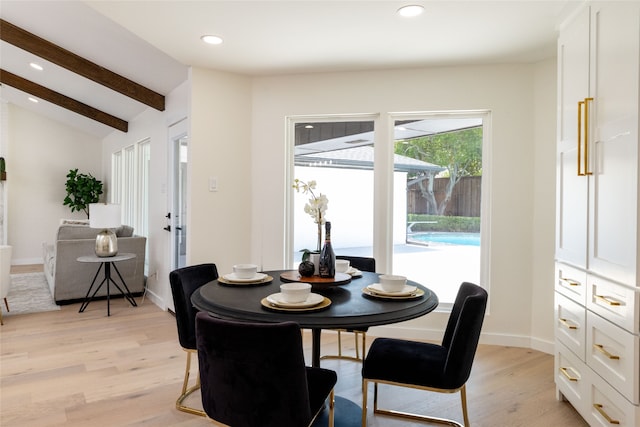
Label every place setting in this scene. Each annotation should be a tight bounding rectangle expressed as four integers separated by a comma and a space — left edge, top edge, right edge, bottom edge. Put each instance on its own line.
218, 263, 273, 286
337, 259, 363, 278
262, 283, 331, 312
362, 274, 425, 301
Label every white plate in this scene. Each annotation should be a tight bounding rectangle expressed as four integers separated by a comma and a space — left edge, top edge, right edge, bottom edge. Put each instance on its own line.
222, 272, 267, 283
346, 267, 362, 277
366, 283, 417, 297
266, 292, 324, 308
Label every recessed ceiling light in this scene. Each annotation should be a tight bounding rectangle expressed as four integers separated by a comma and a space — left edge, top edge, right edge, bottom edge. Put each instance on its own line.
28, 97, 39, 103
305, 125, 314, 129
397, 5, 424, 17
29, 62, 43, 71
201, 35, 223, 45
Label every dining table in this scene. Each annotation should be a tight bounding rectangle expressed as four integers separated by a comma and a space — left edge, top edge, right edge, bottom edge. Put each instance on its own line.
190, 269, 439, 427
191, 269, 439, 368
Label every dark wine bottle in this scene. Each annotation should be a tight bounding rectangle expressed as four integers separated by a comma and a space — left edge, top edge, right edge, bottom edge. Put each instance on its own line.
319, 221, 336, 278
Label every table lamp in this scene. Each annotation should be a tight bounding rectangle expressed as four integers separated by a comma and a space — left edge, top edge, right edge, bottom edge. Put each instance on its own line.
89, 203, 121, 257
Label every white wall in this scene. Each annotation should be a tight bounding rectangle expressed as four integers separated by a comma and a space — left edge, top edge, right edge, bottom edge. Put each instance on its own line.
5, 104, 102, 264
188, 68, 253, 274
530, 58, 558, 352
251, 63, 557, 351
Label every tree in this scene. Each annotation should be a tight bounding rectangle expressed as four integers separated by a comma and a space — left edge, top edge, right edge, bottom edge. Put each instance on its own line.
63, 169, 103, 218
396, 126, 482, 215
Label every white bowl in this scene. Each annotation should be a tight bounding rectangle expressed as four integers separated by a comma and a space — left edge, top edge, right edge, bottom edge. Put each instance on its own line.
233, 263, 258, 279
280, 282, 312, 303
335, 259, 350, 273
378, 274, 407, 293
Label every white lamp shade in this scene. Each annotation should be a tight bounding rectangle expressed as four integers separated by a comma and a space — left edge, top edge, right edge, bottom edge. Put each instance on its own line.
89, 203, 122, 229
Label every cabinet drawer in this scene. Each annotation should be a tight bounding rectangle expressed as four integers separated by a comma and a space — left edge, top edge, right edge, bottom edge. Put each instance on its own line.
587, 369, 640, 427
556, 341, 588, 415
586, 311, 640, 404
556, 292, 586, 360
556, 263, 587, 306
587, 274, 639, 334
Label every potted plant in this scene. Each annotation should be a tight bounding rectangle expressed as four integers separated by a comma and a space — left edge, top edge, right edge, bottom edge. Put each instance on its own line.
63, 168, 103, 218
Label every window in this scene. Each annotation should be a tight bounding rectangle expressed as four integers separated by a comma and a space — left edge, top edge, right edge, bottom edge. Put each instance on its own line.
111, 138, 151, 273
391, 112, 489, 304
287, 112, 489, 304
289, 116, 376, 266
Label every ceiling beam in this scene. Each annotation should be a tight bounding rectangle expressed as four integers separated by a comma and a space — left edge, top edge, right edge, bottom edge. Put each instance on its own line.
1, 69, 128, 132
0, 19, 165, 111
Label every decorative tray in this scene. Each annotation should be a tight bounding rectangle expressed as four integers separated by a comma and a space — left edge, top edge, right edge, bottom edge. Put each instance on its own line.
279, 271, 352, 286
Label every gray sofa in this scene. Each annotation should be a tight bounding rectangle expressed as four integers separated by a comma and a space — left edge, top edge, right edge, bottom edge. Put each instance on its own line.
43, 223, 147, 304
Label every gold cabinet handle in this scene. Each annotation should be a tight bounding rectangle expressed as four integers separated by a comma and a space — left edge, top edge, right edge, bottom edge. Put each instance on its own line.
560, 367, 579, 381
559, 318, 578, 330
559, 277, 580, 287
594, 294, 621, 306
593, 344, 620, 360
593, 403, 620, 425
577, 97, 594, 176
578, 100, 584, 176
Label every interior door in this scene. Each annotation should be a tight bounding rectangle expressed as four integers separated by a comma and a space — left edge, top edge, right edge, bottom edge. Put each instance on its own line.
167, 120, 189, 309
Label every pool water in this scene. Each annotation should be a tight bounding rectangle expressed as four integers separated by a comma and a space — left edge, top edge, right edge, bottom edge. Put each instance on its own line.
409, 232, 480, 246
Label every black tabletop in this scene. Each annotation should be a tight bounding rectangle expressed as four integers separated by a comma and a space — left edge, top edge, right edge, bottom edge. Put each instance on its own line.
191, 270, 439, 330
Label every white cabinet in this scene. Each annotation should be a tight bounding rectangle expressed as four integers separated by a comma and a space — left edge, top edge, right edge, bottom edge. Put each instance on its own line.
556, 2, 640, 283
555, 2, 640, 425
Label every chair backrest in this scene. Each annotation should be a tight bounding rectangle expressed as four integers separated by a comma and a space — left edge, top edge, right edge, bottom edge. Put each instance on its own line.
336, 255, 376, 272
195, 312, 313, 427
0, 245, 12, 299
169, 263, 218, 350
441, 282, 488, 389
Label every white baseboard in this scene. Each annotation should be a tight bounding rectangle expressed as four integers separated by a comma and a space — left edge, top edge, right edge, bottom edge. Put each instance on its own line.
137, 293, 556, 355
365, 325, 554, 355
12, 257, 43, 265
143, 288, 165, 310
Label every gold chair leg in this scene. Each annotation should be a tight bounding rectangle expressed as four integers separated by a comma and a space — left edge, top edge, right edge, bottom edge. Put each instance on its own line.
369, 380, 466, 427
329, 388, 335, 427
176, 349, 205, 416
3, 297, 8, 312
321, 329, 366, 362
361, 379, 369, 427
460, 384, 470, 427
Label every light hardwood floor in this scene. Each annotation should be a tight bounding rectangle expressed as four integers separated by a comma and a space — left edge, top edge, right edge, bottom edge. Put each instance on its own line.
1, 265, 587, 426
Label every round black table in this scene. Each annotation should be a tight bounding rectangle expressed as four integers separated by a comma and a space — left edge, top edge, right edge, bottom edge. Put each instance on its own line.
191, 270, 439, 367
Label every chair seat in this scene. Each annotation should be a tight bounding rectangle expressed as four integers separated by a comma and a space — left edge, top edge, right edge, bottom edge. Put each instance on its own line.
363, 338, 449, 388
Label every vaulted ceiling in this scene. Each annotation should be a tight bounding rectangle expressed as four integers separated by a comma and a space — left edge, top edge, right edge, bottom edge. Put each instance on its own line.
0, 1, 573, 139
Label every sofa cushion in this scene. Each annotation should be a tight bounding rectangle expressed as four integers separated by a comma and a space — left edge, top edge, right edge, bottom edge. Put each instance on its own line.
56, 224, 135, 240
116, 225, 134, 237
57, 225, 100, 240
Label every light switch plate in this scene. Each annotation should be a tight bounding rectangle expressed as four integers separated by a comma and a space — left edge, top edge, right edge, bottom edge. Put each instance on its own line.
209, 176, 218, 192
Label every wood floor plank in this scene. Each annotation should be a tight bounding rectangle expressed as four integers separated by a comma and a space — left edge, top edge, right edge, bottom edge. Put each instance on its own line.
1, 272, 588, 426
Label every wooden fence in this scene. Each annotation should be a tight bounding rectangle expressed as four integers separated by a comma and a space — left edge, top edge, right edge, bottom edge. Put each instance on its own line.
407, 176, 481, 217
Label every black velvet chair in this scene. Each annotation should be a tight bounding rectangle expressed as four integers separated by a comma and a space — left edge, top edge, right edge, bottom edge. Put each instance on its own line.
196, 312, 337, 427
361, 282, 487, 427
321, 255, 376, 362
168, 263, 219, 416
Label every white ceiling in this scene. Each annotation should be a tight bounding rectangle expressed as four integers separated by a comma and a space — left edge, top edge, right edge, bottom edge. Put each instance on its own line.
0, 0, 575, 139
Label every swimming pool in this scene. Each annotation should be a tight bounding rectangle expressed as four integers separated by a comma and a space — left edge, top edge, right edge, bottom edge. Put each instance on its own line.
408, 232, 480, 246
